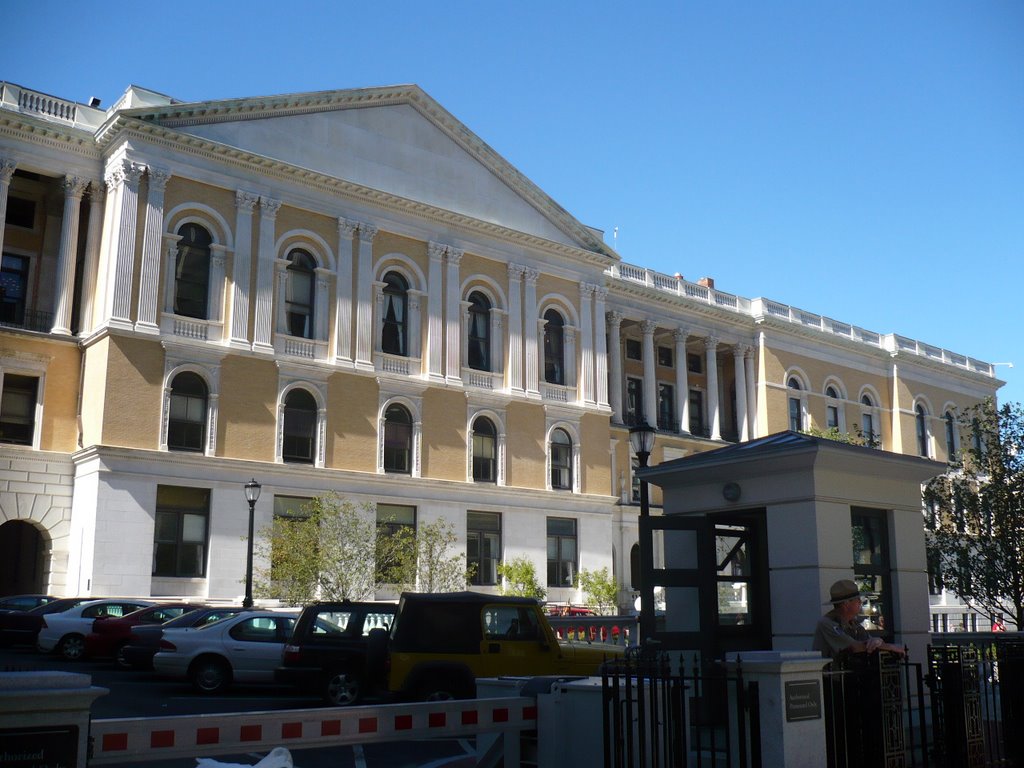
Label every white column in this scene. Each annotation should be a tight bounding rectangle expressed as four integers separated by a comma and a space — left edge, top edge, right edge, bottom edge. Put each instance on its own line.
229, 191, 259, 346
105, 159, 145, 327
491, 309, 506, 375
162, 239, 180, 313
593, 288, 609, 408
426, 242, 445, 380
273, 258, 289, 334
408, 290, 424, 360
445, 247, 463, 382
314, 268, 330, 342
252, 197, 281, 353
745, 346, 757, 439
578, 284, 595, 404
354, 223, 378, 369
506, 264, 524, 394
134, 167, 170, 334
564, 325, 577, 391
0, 158, 15, 260
79, 185, 104, 335
734, 346, 749, 441
51, 175, 89, 335
607, 310, 623, 422
523, 268, 540, 397
209, 246, 227, 324
333, 218, 357, 362
674, 328, 690, 434
705, 337, 721, 440
641, 320, 657, 426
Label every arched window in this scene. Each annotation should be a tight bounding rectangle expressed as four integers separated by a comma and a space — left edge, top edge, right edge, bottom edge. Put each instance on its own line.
381, 272, 408, 356
550, 428, 573, 490
787, 377, 803, 431
174, 223, 212, 319
472, 416, 497, 482
285, 249, 315, 339
467, 292, 491, 371
543, 309, 565, 385
383, 403, 413, 474
282, 389, 317, 464
945, 411, 957, 458
825, 385, 840, 430
861, 393, 877, 447
916, 404, 930, 457
167, 372, 208, 452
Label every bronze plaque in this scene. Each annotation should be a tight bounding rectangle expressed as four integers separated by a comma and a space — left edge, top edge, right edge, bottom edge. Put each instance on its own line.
784, 679, 822, 721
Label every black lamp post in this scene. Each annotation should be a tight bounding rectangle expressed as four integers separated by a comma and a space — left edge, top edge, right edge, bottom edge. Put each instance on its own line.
629, 420, 657, 646
242, 478, 261, 608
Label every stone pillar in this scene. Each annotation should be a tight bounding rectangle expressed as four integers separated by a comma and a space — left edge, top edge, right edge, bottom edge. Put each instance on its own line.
209, 246, 227, 325
134, 167, 170, 334
523, 268, 540, 397
564, 325, 577, 391
252, 197, 281, 353
229, 191, 259, 346
78, 185, 104, 334
607, 310, 623, 422
641, 320, 657, 426
593, 287, 609, 408
407, 290, 424, 360
162, 239, 180, 314
426, 242, 445, 380
578, 284, 595, 404
734, 346, 749, 441
745, 345, 757, 439
506, 264, 524, 394
445, 247, 463, 382
705, 336, 721, 440
51, 175, 89, 335
105, 159, 144, 327
314, 268, 330, 342
354, 223, 378, 369
675, 328, 690, 434
273, 258, 289, 334
0, 158, 15, 260
333, 217, 357, 362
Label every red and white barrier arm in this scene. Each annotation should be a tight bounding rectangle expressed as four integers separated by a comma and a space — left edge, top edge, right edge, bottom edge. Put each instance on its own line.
89, 696, 537, 764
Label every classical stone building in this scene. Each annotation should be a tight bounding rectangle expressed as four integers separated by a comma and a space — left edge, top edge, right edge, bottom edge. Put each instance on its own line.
0, 81, 1000, 620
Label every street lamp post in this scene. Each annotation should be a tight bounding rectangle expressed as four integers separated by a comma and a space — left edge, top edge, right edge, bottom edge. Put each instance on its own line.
629, 420, 657, 647
243, 478, 262, 609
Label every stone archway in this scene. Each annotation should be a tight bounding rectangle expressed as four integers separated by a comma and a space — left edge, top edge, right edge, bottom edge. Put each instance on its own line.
0, 519, 47, 594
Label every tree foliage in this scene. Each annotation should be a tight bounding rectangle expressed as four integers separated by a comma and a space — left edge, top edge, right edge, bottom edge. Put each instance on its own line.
923, 399, 1024, 628
387, 517, 475, 593
803, 425, 878, 448
575, 567, 619, 615
497, 556, 546, 600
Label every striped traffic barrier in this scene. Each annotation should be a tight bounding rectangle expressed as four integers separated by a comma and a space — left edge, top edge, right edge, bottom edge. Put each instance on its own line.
89, 696, 537, 764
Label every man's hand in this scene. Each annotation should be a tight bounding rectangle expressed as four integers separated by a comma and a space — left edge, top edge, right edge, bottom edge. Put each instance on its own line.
865, 637, 883, 653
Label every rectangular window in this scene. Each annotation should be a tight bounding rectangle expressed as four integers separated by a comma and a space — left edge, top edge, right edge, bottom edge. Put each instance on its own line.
687, 353, 703, 374
689, 389, 705, 435
851, 507, 892, 636
467, 511, 501, 586
625, 377, 644, 425
0, 374, 38, 446
862, 412, 876, 447
153, 485, 210, 578
4, 197, 36, 229
547, 517, 577, 588
376, 503, 416, 582
788, 397, 802, 431
657, 382, 675, 431
657, 346, 673, 368
826, 404, 839, 430
0, 254, 29, 326
625, 338, 641, 361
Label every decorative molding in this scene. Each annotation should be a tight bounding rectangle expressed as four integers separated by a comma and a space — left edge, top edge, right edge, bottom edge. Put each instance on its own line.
235, 190, 259, 212
62, 175, 89, 198
147, 166, 171, 191
337, 217, 358, 239
0, 158, 16, 183
428, 241, 446, 261
446, 246, 464, 265
260, 196, 282, 218
358, 222, 378, 242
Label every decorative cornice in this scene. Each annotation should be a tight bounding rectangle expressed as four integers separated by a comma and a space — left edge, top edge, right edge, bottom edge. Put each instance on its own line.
0, 112, 99, 160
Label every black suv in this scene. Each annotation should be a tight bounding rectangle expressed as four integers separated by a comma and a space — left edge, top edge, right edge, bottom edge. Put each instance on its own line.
275, 601, 396, 706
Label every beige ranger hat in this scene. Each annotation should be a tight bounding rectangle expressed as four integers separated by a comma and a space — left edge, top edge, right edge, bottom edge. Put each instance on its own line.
825, 579, 861, 605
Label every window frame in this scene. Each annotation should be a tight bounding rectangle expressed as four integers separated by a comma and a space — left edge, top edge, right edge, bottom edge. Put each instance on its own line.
282, 388, 318, 464
851, 507, 893, 639
173, 223, 212, 320
285, 249, 316, 340
152, 486, 210, 579
466, 291, 492, 372
543, 308, 566, 385
0, 372, 39, 447
381, 272, 409, 357
625, 376, 644, 426
657, 381, 675, 431
546, 517, 578, 589
167, 371, 208, 453
549, 428, 574, 491
471, 416, 498, 483
467, 511, 501, 587
383, 402, 414, 474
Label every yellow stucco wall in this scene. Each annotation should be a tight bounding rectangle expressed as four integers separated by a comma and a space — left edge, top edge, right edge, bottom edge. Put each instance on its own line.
101, 335, 165, 448
422, 388, 468, 481
218, 356, 279, 462
325, 372, 379, 472
0, 336, 80, 452
505, 401, 545, 489
580, 411, 611, 496
79, 338, 109, 448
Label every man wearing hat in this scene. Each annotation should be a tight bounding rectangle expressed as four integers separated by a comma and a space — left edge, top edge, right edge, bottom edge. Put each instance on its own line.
813, 579, 905, 658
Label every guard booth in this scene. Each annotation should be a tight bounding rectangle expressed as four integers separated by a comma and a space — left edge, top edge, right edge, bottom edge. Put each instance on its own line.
636, 431, 944, 664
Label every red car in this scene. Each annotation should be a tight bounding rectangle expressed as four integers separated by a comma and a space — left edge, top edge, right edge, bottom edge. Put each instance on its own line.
84, 603, 206, 661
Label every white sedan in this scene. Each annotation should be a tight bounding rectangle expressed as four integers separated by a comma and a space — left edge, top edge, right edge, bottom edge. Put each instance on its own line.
153, 610, 298, 694
37, 598, 154, 660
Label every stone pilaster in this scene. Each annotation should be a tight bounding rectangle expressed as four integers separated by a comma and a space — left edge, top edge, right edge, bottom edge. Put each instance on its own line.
51, 175, 89, 335
734, 346, 749, 441
745, 346, 757, 439
593, 287, 609, 407
705, 337, 721, 440
674, 328, 690, 434
578, 284, 595, 404
105, 159, 145, 327
606, 310, 623, 422
354, 223, 378, 369
506, 264, 524, 394
252, 197, 281, 353
0, 158, 16, 260
523, 268, 540, 396
426, 242, 445, 380
135, 167, 171, 333
78, 184, 105, 334
642, 320, 657, 426
229, 191, 259, 346
333, 217, 357, 361
445, 247, 463, 382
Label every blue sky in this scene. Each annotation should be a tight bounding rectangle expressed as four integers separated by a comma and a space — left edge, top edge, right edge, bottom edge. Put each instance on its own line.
4, 2, 1022, 403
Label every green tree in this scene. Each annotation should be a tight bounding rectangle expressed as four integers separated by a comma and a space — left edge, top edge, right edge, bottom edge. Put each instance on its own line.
388, 518, 475, 593
575, 567, 619, 615
923, 399, 1024, 628
803, 424, 878, 448
497, 556, 546, 600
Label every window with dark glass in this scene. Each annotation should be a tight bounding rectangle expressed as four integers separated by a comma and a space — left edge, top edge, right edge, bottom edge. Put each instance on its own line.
689, 389, 705, 435
825, 386, 840, 430
916, 404, 929, 457
376, 503, 415, 583
153, 485, 209, 578
657, 382, 675, 431
787, 378, 802, 431
383, 403, 412, 474
174, 224, 212, 319
861, 394, 876, 446
851, 507, 892, 636
282, 389, 317, 464
625, 377, 643, 425
944, 411, 957, 458
658, 346, 673, 368
715, 523, 754, 626
4, 197, 36, 229
543, 309, 565, 385
547, 517, 577, 588
472, 416, 497, 482
467, 511, 501, 586
0, 374, 37, 445
167, 372, 207, 452
285, 249, 315, 339
0, 254, 29, 325
625, 338, 641, 361
550, 428, 572, 490
687, 353, 703, 374
381, 272, 408, 356
467, 292, 491, 371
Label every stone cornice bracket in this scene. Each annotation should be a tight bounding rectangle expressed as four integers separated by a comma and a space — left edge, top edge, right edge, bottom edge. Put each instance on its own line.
507, 263, 525, 279
147, 166, 171, 191
337, 217, 358, 238
236, 190, 259, 212
579, 282, 597, 298
62, 175, 89, 198
428, 241, 447, 260
260, 196, 282, 218
358, 222, 378, 242
522, 268, 540, 285
445, 246, 464, 265
0, 158, 16, 182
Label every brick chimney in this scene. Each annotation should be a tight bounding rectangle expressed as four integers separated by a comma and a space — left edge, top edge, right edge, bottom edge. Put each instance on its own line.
698, 276, 715, 289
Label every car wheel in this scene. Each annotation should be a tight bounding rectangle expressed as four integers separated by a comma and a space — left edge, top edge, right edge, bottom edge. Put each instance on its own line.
58, 634, 86, 661
191, 658, 231, 694
114, 643, 132, 669
324, 670, 361, 706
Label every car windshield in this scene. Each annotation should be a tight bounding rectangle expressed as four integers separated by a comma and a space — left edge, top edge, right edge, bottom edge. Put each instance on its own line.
27, 598, 87, 615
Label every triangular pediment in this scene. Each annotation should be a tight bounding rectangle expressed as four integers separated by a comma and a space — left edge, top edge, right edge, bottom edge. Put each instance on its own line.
125, 87, 610, 254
